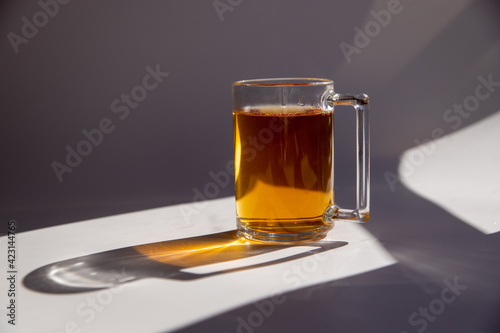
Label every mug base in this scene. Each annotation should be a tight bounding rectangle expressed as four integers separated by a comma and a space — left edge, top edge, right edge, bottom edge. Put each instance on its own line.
236, 218, 334, 244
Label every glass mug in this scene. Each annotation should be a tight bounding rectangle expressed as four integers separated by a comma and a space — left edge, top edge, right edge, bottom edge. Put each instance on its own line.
233, 78, 370, 243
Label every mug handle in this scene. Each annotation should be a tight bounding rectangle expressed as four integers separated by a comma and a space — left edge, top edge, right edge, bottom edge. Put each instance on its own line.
323, 92, 370, 223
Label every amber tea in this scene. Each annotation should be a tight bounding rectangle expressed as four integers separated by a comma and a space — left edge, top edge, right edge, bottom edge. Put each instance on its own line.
234, 107, 334, 238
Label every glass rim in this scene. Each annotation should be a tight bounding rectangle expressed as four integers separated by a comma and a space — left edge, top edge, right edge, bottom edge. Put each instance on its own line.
233, 78, 333, 87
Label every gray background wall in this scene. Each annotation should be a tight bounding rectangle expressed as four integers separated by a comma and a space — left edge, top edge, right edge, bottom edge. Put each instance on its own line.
1, 0, 499, 232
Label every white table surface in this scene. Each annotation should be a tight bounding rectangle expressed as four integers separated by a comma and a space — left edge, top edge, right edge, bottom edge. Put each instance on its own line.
1, 197, 395, 333
400, 111, 500, 234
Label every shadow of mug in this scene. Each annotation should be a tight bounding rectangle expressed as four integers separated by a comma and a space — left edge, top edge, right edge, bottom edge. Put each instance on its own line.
23, 230, 347, 294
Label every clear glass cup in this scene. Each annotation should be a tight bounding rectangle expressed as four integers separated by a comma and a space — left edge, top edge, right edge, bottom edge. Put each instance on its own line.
233, 78, 370, 243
